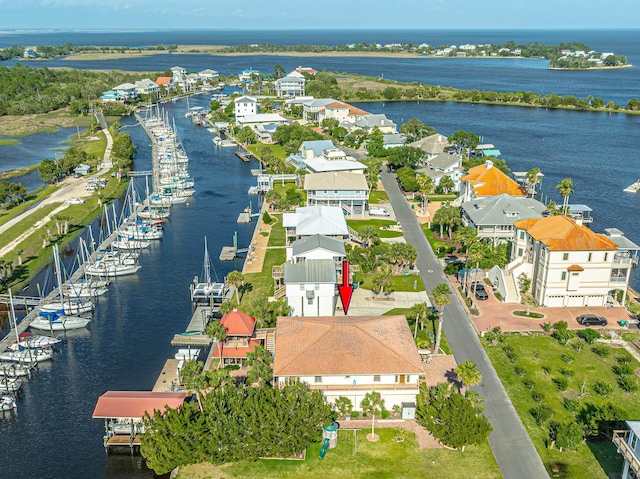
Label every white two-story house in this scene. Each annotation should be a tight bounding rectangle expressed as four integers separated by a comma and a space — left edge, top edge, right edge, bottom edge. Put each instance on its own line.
282, 205, 350, 243
234, 96, 258, 120
113, 83, 138, 100
509, 215, 626, 307
275, 72, 306, 98
134, 79, 160, 96
287, 140, 367, 174
416, 152, 464, 192
409, 133, 452, 160
274, 315, 424, 412
304, 172, 369, 217
283, 259, 337, 317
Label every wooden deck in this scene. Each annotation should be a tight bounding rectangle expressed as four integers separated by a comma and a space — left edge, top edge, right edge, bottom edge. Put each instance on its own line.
152, 359, 181, 392
106, 435, 141, 446
170, 305, 213, 346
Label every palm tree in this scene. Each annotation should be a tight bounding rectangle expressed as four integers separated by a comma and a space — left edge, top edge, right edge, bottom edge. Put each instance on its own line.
360, 391, 385, 440
525, 167, 541, 198
456, 226, 478, 255
359, 226, 379, 248
206, 321, 227, 368
431, 283, 452, 355
226, 270, 244, 304
413, 302, 429, 337
467, 242, 484, 297
373, 266, 392, 296
555, 178, 574, 216
417, 172, 434, 212
455, 360, 482, 393
439, 175, 455, 194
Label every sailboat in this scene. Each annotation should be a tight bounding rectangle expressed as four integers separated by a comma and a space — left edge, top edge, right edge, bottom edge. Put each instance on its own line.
8, 331, 61, 351
40, 245, 94, 314
190, 237, 226, 303
0, 396, 17, 411
0, 377, 23, 393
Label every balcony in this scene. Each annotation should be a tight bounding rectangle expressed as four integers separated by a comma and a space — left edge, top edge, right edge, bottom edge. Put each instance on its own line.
307, 383, 419, 392
613, 430, 640, 476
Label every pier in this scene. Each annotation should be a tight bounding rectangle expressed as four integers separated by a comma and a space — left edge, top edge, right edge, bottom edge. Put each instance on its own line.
235, 150, 255, 162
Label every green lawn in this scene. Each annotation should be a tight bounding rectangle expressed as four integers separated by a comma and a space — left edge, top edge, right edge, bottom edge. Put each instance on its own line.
360, 273, 425, 292
347, 219, 403, 239
422, 226, 455, 257
368, 190, 389, 204
485, 333, 639, 478
247, 143, 289, 161
267, 217, 286, 247
383, 307, 451, 354
176, 428, 500, 479
240, 247, 286, 307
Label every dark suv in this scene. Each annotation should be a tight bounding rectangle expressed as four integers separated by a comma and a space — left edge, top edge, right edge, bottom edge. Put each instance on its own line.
576, 314, 607, 326
472, 284, 488, 300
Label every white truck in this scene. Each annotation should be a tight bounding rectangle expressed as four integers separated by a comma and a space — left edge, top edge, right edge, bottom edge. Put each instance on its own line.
369, 206, 390, 217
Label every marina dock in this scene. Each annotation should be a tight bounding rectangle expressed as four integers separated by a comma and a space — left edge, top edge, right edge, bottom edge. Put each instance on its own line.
170, 305, 213, 346
235, 151, 255, 162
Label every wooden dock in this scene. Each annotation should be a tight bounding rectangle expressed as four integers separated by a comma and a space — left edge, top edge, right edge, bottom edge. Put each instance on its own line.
152, 359, 181, 391
219, 246, 237, 261
235, 151, 255, 162
170, 305, 213, 346
237, 212, 251, 223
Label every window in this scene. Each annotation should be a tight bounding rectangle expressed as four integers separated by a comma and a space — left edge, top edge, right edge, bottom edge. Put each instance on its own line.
519, 231, 525, 240
588, 252, 592, 262
604, 252, 608, 262
563, 253, 569, 261
373, 375, 381, 382
315, 283, 320, 290
299, 284, 304, 291
518, 248, 523, 257
314, 376, 322, 384
561, 272, 567, 281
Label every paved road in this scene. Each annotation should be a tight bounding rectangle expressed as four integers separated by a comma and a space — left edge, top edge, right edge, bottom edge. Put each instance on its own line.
380, 168, 549, 479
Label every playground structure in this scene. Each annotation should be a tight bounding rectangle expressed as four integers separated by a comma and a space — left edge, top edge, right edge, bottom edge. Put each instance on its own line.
319, 422, 339, 459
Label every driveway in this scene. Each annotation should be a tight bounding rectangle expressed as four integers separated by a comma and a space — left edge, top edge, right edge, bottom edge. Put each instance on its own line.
380, 167, 549, 479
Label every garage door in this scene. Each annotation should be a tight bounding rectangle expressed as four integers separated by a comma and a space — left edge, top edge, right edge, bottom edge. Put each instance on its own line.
567, 295, 585, 307
545, 295, 564, 307
586, 295, 605, 307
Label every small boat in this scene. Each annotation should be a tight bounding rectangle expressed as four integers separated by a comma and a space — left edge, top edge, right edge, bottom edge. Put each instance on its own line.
30, 310, 90, 332
213, 137, 223, 146
0, 377, 23, 393
111, 237, 150, 250
8, 332, 61, 351
40, 297, 94, 314
0, 362, 33, 377
84, 261, 141, 278
0, 347, 53, 364
1, 396, 17, 411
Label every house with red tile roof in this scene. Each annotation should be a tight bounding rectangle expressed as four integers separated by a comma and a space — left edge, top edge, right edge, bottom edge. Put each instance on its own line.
460, 160, 527, 202
209, 309, 263, 367
273, 315, 424, 411
500, 214, 632, 307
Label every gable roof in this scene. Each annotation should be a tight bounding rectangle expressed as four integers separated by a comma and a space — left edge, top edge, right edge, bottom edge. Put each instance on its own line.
92, 391, 187, 419
155, 76, 172, 86
284, 259, 337, 284
220, 309, 256, 336
409, 133, 451, 155
282, 206, 348, 237
234, 95, 257, 104
274, 315, 424, 376
292, 234, 346, 257
428, 152, 462, 170
462, 194, 546, 226
304, 171, 368, 191
461, 161, 526, 197
514, 215, 618, 251
300, 139, 336, 157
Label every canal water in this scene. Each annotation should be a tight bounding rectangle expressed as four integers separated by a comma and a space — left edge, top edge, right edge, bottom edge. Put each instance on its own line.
0, 94, 256, 478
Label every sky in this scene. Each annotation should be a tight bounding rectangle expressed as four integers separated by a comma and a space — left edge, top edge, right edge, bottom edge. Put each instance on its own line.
0, 0, 639, 30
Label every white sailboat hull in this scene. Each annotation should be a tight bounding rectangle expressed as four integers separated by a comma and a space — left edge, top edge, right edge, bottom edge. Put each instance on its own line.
40, 300, 94, 314
30, 315, 90, 332
0, 378, 22, 393
85, 262, 141, 277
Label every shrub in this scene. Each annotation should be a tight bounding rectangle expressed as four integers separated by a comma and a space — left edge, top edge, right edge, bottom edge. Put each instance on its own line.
542, 322, 552, 333
523, 378, 536, 390
262, 211, 273, 224
554, 320, 569, 331
558, 367, 574, 378
531, 404, 553, 425
381, 410, 390, 419
552, 328, 575, 345
570, 340, 583, 353
560, 353, 574, 364
541, 365, 552, 376
562, 398, 580, 413
531, 390, 545, 403
350, 411, 360, 419
549, 421, 584, 450
616, 356, 632, 365
579, 329, 601, 344
613, 364, 634, 377
618, 376, 639, 392
552, 377, 569, 391
503, 345, 517, 363
592, 381, 614, 397
592, 345, 610, 357
514, 366, 526, 377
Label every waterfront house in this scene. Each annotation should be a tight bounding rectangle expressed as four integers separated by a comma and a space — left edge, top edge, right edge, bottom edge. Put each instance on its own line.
304, 171, 369, 217
302, 98, 338, 122
287, 140, 367, 174
74, 164, 91, 177
273, 315, 424, 412
210, 309, 264, 367
100, 90, 123, 103
234, 96, 258, 119
285, 234, 346, 264
291, 66, 318, 75
344, 113, 398, 134
236, 113, 290, 136
154, 76, 173, 92
416, 152, 464, 191
275, 72, 306, 98
283, 259, 338, 316
198, 69, 219, 81
461, 194, 546, 245
409, 133, 452, 160
113, 82, 138, 100
170, 66, 187, 76
460, 160, 527, 203
500, 215, 628, 307
239, 68, 259, 81
317, 101, 370, 124
135, 78, 160, 96
282, 205, 349, 243
613, 421, 640, 479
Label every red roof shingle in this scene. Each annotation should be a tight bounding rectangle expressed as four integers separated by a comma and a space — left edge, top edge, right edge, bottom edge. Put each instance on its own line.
221, 309, 256, 336
92, 391, 187, 419
514, 215, 618, 251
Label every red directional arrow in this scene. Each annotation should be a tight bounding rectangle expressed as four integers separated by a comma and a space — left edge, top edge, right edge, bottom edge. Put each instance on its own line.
338, 260, 354, 315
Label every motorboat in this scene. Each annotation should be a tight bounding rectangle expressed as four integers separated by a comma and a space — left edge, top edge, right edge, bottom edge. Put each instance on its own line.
40, 297, 94, 314
0, 377, 23, 393
84, 260, 141, 278
0, 347, 54, 364
0, 396, 17, 411
0, 362, 33, 377
111, 237, 151, 250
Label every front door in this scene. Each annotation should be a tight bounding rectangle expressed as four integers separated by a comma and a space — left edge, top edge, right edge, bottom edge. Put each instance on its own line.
399, 375, 406, 384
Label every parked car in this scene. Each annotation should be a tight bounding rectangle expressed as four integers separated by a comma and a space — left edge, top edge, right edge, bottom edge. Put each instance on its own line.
444, 255, 465, 264
471, 283, 485, 292
474, 288, 489, 300
369, 207, 390, 217
576, 314, 607, 326
67, 198, 85, 205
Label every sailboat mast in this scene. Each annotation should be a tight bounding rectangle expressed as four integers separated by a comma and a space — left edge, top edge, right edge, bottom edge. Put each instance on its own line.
204, 236, 211, 285
53, 245, 64, 304
8, 288, 18, 342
